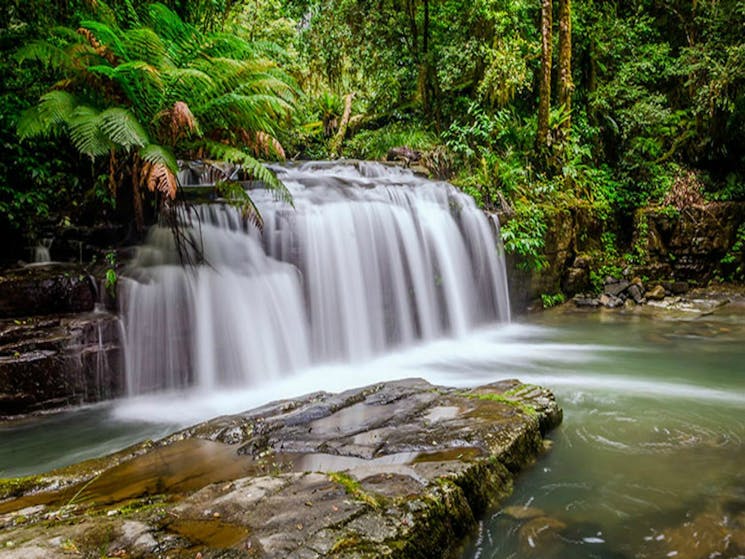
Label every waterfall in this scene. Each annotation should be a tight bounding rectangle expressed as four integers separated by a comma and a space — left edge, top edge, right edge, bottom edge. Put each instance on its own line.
121, 161, 510, 395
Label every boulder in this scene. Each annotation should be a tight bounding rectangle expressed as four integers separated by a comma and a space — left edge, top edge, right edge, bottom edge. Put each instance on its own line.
627, 284, 644, 304
0, 379, 562, 559
604, 279, 630, 297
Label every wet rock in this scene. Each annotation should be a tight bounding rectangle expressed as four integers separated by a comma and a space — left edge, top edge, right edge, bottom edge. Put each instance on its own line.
563, 267, 589, 294
647, 285, 666, 300
0, 313, 123, 416
518, 515, 567, 556
0, 379, 562, 559
573, 255, 591, 269
503, 506, 545, 520
0, 264, 96, 319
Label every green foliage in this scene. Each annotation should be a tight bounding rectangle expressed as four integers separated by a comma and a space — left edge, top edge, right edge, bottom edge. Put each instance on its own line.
721, 224, 745, 280
345, 124, 438, 160
104, 251, 117, 298
501, 200, 548, 271
541, 292, 565, 309
14, 2, 296, 232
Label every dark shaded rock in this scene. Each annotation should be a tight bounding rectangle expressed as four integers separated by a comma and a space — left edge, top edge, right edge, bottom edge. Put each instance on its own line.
0, 313, 123, 416
563, 267, 589, 294
628, 284, 644, 304
0, 264, 96, 319
386, 146, 422, 165
0, 379, 562, 559
604, 279, 630, 297
670, 280, 689, 295
646, 285, 666, 300
572, 255, 591, 269
573, 294, 600, 308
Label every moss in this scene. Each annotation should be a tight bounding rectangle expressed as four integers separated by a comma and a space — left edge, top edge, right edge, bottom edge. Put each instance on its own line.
329, 534, 363, 554
328, 472, 386, 509
0, 476, 44, 500
467, 393, 539, 418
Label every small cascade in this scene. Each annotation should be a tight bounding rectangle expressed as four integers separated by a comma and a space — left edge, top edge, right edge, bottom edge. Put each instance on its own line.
121, 161, 511, 395
33, 238, 53, 263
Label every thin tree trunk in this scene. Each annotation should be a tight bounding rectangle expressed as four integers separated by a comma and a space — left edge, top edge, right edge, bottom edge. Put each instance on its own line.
537, 0, 553, 150
132, 154, 145, 233
557, 0, 573, 134
330, 92, 355, 157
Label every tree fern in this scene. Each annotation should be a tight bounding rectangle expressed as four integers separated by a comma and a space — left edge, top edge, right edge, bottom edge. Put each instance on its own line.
68, 106, 114, 157
17, 91, 76, 140
203, 140, 291, 204
140, 144, 178, 173
18, 1, 297, 232
99, 108, 149, 148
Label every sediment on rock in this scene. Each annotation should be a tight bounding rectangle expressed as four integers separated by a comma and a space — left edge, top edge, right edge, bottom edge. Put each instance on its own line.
0, 378, 562, 559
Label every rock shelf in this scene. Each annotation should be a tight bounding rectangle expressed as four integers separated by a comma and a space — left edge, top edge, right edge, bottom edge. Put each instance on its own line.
0, 378, 561, 558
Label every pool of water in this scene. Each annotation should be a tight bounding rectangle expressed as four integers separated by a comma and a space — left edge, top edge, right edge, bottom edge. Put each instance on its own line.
2, 304, 744, 558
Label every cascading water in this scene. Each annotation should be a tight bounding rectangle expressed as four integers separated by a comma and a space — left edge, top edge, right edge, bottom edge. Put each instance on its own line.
121, 161, 510, 395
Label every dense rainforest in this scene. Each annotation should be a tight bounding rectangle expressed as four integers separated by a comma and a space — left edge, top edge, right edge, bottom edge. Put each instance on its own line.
1, 0, 744, 286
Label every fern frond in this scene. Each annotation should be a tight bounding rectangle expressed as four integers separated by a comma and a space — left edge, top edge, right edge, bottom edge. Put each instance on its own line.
162, 68, 214, 106
215, 180, 264, 230
198, 93, 292, 134
68, 105, 113, 157
123, 28, 169, 68
147, 3, 202, 64
15, 41, 73, 71
155, 101, 200, 141
17, 91, 76, 140
99, 107, 149, 148
111, 61, 165, 118
139, 144, 178, 173
80, 21, 127, 60
241, 130, 286, 159
143, 161, 178, 199
202, 140, 291, 204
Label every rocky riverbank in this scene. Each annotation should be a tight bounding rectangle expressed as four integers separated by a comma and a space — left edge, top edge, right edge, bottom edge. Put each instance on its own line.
0, 378, 561, 559
0, 263, 124, 417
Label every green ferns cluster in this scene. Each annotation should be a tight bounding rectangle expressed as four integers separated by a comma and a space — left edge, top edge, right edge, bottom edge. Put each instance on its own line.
16, 2, 296, 228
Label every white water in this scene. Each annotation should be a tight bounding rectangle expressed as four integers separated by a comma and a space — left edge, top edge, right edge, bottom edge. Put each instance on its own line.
121, 161, 511, 396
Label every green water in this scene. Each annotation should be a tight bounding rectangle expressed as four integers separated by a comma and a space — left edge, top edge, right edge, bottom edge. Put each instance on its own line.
465, 306, 745, 559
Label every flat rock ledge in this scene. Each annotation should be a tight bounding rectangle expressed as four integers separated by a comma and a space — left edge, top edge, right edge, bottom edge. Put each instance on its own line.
0, 378, 562, 559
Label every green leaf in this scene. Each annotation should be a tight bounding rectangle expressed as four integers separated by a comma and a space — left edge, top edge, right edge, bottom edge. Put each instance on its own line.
99, 108, 149, 148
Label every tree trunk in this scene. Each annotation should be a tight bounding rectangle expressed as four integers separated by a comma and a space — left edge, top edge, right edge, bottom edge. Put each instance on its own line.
330, 92, 355, 158
557, 0, 573, 134
537, 0, 553, 150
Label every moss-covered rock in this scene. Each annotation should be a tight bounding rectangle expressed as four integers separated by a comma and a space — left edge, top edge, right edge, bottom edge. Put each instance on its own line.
0, 379, 561, 558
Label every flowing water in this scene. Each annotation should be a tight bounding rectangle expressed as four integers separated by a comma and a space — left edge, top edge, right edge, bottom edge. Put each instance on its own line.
1, 162, 743, 558
121, 161, 510, 394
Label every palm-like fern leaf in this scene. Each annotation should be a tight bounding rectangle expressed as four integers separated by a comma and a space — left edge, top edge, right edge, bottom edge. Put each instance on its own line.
18, 91, 76, 140
100, 107, 149, 148
68, 105, 114, 157
147, 3, 202, 65
139, 144, 178, 173
203, 140, 292, 204
123, 28, 169, 68
80, 20, 128, 60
